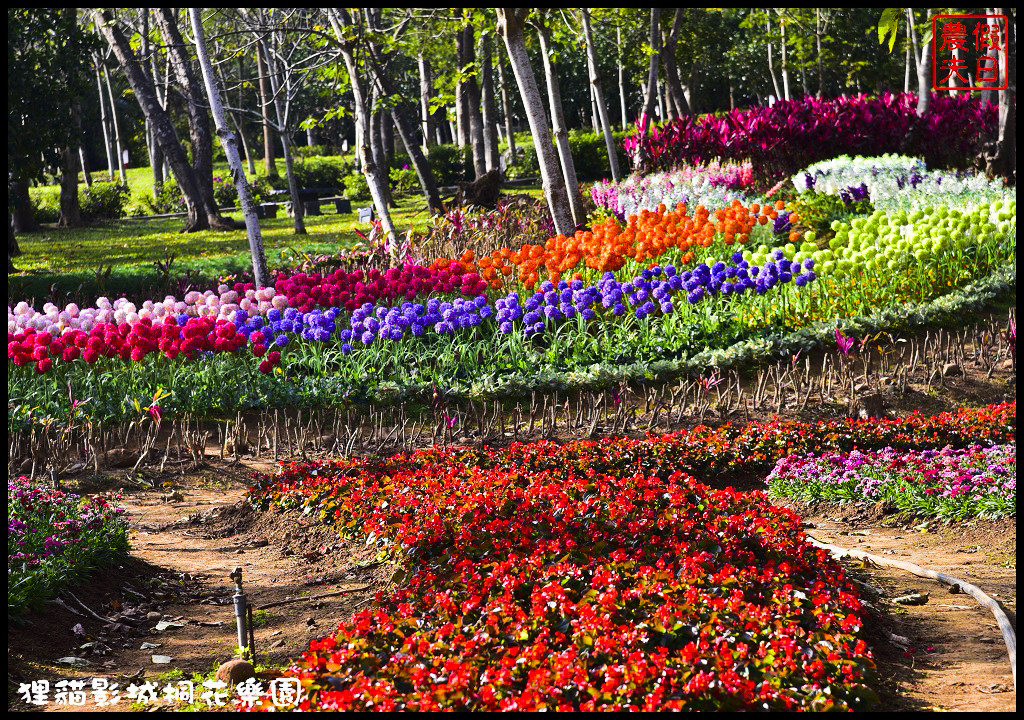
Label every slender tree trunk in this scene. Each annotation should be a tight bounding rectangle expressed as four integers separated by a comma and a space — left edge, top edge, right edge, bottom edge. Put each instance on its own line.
260, 36, 306, 235
148, 16, 166, 195
661, 9, 691, 117
93, 9, 208, 231
11, 180, 36, 234
481, 34, 500, 172
497, 49, 516, 160
418, 55, 433, 151
327, 9, 400, 243
766, 17, 782, 102
59, 101, 83, 227
908, 9, 934, 116
255, 43, 279, 178
80, 148, 93, 188
94, 58, 117, 181
640, 9, 661, 134
189, 8, 269, 288
986, 8, 1016, 181
455, 13, 470, 148
617, 20, 628, 130
155, 8, 226, 229
498, 8, 573, 236
389, 103, 444, 213
904, 39, 912, 93
463, 19, 487, 179
141, 9, 162, 194
581, 8, 622, 181
102, 64, 127, 183
536, 16, 586, 227
816, 9, 826, 98
779, 15, 791, 101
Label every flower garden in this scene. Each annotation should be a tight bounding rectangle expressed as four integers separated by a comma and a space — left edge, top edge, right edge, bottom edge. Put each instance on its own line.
7, 91, 1017, 711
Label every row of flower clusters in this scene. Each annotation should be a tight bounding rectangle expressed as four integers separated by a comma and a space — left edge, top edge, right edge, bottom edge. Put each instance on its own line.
10, 252, 815, 375
247, 464, 878, 710
8, 477, 131, 616
7, 262, 489, 338
792, 154, 1011, 212
624, 92, 997, 182
427, 199, 793, 292
244, 404, 1014, 711
766, 444, 1016, 523
591, 162, 756, 220
399, 403, 1016, 481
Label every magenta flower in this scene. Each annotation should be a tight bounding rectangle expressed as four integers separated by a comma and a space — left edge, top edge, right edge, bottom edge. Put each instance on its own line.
836, 329, 855, 357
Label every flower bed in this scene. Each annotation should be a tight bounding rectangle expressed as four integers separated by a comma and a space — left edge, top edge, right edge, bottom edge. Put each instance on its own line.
625, 93, 997, 182
766, 444, 1016, 522
247, 456, 884, 710
8, 477, 130, 616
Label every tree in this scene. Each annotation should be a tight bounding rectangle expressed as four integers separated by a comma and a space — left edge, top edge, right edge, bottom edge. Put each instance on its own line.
92, 9, 212, 231
535, 10, 586, 227
581, 8, 623, 181
189, 8, 269, 288
9, 8, 96, 268
497, 8, 573, 235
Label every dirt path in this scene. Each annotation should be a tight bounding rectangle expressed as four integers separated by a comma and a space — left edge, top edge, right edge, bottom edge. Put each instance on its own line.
800, 511, 1016, 712
8, 461, 390, 712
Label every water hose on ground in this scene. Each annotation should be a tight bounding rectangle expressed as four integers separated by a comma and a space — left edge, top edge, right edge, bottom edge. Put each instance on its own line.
806, 535, 1017, 693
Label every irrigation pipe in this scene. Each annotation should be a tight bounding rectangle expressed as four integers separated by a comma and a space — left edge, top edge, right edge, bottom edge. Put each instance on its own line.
806, 535, 1016, 693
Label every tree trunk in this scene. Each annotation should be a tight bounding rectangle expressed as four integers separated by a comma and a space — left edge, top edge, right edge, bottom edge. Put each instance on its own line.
94, 58, 117, 181
779, 14, 791, 101
498, 8, 573, 236
9, 212, 21, 272
102, 64, 128, 183
497, 48, 516, 161
59, 102, 82, 227
617, 20, 628, 130
147, 14, 166, 195
481, 34, 500, 173
154, 8, 227, 229
640, 9, 661, 134
80, 147, 93, 188
455, 13, 470, 148
11, 179, 36, 234
816, 9, 826, 98
260, 36, 307, 235
256, 43, 279, 178
766, 17, 782, 102
92, 9, 208, 231
536, 15, 586, 227
328, 9, 400, 244
189, 9, 268, 288
418, 55, 433, 151
986, 8, 1016, 181
908, 9, 934, 116
463, 19, 487, 179
581, 8, 622, 182
661, 9, 691, 117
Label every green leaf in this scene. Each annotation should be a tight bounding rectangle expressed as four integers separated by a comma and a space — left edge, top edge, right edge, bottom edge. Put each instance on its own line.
877, 8, 901, 54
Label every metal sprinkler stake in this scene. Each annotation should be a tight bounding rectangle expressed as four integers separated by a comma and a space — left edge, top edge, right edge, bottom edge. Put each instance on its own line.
230, 567, 249, 659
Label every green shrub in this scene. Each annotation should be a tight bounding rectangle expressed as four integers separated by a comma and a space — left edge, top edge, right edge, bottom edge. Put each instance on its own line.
389, 166, 419, 195
294, 145, 331, 158
507, 131, 629, 182
342, 171, 370, 200
291, 156, 349, 189
143, 180, 186, 215
80, 182, 131, 221
31, 196, 61, 224
426, 144, 472, 185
